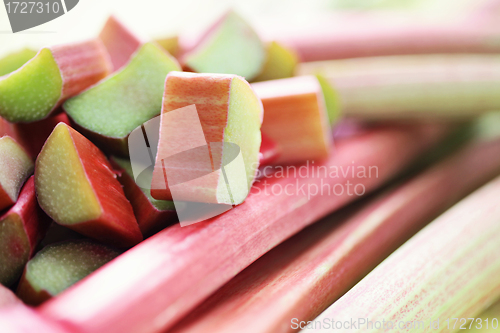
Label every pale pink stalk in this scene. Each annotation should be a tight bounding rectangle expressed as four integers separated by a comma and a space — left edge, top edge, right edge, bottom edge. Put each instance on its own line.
308, 177, 500, 332
38, 125, 445, 333
263, 12, 500, 62
299, 54, 500, 120
0, 303, 69, 333
168, 137, 500, 333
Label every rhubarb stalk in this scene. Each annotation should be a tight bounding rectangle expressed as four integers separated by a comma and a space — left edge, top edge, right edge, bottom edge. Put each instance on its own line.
168, 136, 500, 333
307, 176, 500, 333
298, 54, 500, 120
0, 40, 111, 123
265, 12, 500, 62
39, 124, 445, 333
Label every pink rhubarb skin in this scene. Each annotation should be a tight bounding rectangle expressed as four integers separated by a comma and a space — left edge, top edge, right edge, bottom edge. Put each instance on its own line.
4, 176, 51, 259
310, 175, 500, 333
264, 12, 500, 62
38, 124, 445, 333
99, 16, 142, 72
12, 113, 70, 159
0, 303, 70, 333
168, 137, 500, 333
50, 39, 112, 104
0, 283, 20, 308
252, 76, 332, 164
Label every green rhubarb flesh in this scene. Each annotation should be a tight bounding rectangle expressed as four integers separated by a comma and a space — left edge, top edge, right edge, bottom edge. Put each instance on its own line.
35, 124, 101, 225
252, 41, 298, 82
64, 43, 180, 140
0, 48, 62, 123
24, 240, 119, 296
218, 77, 262, 204
0, 49, 37, 77
185, 11, 266, 80
316, 74, 341, 125
0, 136, 34, 203
0, 214, 30, 286
112, 156, 175, 211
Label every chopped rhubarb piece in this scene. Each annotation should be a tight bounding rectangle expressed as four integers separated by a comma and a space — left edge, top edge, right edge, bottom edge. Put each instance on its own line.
252, 41, 299, 82
110, 157, 177, 237
12, 113, 70, 159
310, 174, 500, 332
299, 54, 500, 120
150, 72, 263, 205
39, 125, 446, 333
0, 48, 37, 77
17, 240, 120, 305
0, 40, 111, 123
170, 136, 500, 333
0, 177, 50, 287
35, 123, 142, 248
0, 136, 34, 211
252, 75, 335, 164
182, 11, 266, 80
155, 36, 180, 57
99, 16, 142, 72
64, 42, 181, 156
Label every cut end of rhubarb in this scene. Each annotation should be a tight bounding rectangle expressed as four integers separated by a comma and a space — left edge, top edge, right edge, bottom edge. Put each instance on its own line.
183, 11, 266, 80
0, 213, 30, 286
151, 72, 262, 206
0, 136, 34, 211
111, 157, 174, 211
36, 124, 101, 224
17, 240, 119, 305
64, 42, 181, 155
0, 48, 62, 123
252, 75, 333, 164
252, 41, 299, 82
0, 48, 37, 77
36, 123, 142, 248
155, 36, 179, 57
315, 74, 341, 125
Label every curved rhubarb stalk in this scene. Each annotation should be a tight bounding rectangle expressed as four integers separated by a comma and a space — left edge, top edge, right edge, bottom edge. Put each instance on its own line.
299, 54, 500, 120
309, 175, 500, 333
168, 136, 500, 333
0, 40, 111, 123
39, 124, 445, 333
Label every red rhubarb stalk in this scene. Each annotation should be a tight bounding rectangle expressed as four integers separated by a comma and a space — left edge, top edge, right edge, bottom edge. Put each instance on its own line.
39, 124, 445, 333
308, 177, 500, 332
168, 136, 500, 333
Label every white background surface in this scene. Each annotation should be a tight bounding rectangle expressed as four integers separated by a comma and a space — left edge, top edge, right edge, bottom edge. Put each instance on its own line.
0, 0, 484, 58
